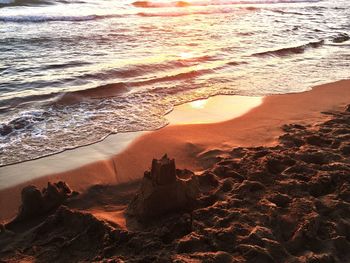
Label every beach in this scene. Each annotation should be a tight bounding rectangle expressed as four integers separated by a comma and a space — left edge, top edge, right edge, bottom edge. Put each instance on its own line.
1, 79, 350, 262
1, 80, 350, 221
1, 0, 350, 261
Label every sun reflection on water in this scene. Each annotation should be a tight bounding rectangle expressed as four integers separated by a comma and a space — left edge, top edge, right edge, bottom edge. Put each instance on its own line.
179, 52, 194, 59
189, 99, 208, 109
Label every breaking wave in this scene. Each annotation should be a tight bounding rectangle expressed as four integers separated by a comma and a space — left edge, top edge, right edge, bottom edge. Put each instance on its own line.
0, 0, 53, 7
0, 0, 88, 7
253, 40, 325, 57
0, 14, 120, 23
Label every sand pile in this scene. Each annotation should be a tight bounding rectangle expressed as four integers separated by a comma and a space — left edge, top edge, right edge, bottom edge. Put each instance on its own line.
7, 181, 77, 227
127, 154, 199, 219
1, 106, 350, 262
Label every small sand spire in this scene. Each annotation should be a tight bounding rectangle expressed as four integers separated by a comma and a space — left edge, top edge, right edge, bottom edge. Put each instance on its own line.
150, 153, 176, 185
127, 155, 199, 219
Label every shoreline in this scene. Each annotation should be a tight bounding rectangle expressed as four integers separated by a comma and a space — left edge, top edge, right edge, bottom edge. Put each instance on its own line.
1, 79, 350, 222
0, 95, 262, 189
0, 95, 262, 222
2, 79, 350, 262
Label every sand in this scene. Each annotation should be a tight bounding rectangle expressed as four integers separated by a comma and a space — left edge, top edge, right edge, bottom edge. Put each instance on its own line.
1, 79, 350, 261
0, 79, 349, 223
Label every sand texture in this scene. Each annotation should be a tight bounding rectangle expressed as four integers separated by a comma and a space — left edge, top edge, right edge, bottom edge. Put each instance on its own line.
1, 102, 350, 262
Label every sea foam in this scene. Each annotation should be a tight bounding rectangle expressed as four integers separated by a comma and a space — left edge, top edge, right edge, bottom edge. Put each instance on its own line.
0, 14, 98, 22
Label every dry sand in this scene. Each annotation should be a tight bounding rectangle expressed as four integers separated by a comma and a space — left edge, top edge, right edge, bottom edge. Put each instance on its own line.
0, 79, 349, 223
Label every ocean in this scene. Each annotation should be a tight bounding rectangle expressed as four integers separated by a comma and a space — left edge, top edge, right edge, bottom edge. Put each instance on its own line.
0, 0, 349, 166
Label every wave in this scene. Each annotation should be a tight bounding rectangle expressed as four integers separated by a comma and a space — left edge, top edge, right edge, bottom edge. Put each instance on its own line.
0, 14, 98, 22
0, 82, 128, 110
332, 33, 349, 44
137, 8, 235, 17
271, 9, 305, 15
80, 69, 212, 94
53, 83, 129, 105
49, 68, 211, 103
79, 55, 216, 81
0, 0, 87, 7
132, 0, 322, 8
226, 60, 247, 66
1, 66, 212, 108
0, 13, 122, 23
0, 110, 46, 136
0, 0, 53, 7
42, 61, 91, 70
252, 40, 324, 57
0, 52, 217, 109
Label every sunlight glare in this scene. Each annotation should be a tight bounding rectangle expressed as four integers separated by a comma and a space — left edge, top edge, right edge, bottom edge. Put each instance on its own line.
179, 52, 194, 59
189, 99, 208, 109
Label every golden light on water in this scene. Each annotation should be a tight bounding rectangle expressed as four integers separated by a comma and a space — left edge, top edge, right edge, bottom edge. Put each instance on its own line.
189, 99, 208, 109
167, 96, 263, 125
179, 52, 194, 59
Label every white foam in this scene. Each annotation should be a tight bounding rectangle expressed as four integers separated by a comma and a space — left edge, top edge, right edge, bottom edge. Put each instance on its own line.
0, 14, 97, 22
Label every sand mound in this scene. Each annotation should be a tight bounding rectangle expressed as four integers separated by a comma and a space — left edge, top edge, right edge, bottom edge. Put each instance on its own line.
127, 154, 199, 219
6, 181, 77, 228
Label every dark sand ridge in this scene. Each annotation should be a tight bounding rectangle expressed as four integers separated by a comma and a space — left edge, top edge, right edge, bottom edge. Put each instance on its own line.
0, 79, 349, 223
